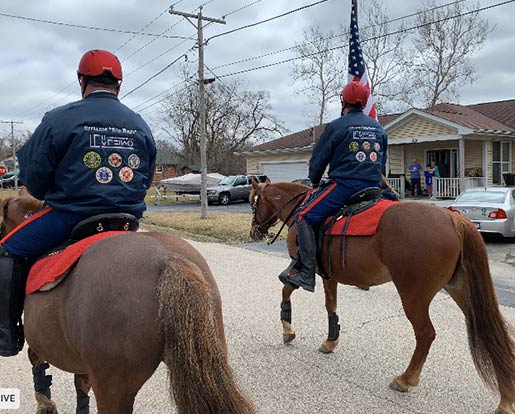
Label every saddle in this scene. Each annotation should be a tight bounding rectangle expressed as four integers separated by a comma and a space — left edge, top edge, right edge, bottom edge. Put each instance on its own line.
26, 213, 140, 296
316, 187, 398, 278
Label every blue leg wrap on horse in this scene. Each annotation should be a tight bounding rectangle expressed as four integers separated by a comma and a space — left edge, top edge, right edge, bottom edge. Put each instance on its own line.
328, 312, 340, 341
280, 300, 292, 324
32, 362, 52, 399
76, 389, 90, 414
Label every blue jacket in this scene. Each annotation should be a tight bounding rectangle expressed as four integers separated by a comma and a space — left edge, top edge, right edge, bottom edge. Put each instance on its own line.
17, 92, 156, 217
309, 109, 387, 185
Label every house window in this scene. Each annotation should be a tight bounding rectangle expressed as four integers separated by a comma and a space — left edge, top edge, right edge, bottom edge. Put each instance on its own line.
492, 141, 512, 184
425, 149, 458, 178
156, 165, 163, 173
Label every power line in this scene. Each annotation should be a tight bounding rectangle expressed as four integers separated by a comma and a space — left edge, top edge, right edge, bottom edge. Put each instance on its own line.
207, 0, 331, 42
210, 0, 468, 72
215, 0, 515, 79
0, 11, 195, 40
129, 0, 473, 113
120, 51, 194, 99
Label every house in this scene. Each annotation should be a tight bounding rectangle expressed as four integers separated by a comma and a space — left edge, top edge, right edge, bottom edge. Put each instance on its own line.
153, 149, 182, 182
240, 99, 515, 198
153, 149, 200, 182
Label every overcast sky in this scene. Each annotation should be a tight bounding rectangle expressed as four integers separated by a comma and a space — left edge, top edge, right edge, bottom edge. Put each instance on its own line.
0, 0, 514, 142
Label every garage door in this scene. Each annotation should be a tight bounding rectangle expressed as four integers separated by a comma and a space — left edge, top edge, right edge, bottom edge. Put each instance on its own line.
260, 161, 308, 183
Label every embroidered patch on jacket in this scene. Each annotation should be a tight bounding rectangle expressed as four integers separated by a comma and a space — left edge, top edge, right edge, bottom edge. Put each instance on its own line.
119, 167, 134, 183
128, 154, 140, 169
374, 142, 381, 152
95, 167, 113, 184
83, 151, 101, 168
356, 151, 366, 162
108, 153, 123, 168
349, 141, 359, 152
369, 151, 378, 162
362, 141, 371, 151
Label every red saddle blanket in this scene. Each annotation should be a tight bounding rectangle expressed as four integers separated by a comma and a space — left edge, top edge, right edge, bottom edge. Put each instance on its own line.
26, 231, 126, 296
324, 200, 398, 236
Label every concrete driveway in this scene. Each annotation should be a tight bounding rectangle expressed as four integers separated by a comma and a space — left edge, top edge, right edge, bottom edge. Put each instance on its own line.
1, 240, 514, 413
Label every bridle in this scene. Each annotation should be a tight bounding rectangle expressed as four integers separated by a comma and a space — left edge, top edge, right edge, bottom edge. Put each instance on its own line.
251, 185, 308, 244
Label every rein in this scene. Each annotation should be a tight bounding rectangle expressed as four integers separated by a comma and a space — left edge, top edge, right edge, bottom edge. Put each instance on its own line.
252, 188, 308, 245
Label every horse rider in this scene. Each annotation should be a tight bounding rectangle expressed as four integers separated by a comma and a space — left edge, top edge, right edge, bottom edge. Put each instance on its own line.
279, 81, 388, 292
0, 49, 157, 356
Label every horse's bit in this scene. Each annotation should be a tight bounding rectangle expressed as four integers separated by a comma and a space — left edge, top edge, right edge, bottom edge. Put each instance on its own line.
251, 187, 307, 244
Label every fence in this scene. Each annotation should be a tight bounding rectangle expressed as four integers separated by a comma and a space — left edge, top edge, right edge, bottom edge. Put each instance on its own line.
432, 177, 487, 199
386, 177, 405, 199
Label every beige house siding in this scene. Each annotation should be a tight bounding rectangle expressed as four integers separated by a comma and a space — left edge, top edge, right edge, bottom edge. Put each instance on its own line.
246, 153, 311, 174
464, 140, 482, 172
387, 146, 403, 175
389, 116, 455, 139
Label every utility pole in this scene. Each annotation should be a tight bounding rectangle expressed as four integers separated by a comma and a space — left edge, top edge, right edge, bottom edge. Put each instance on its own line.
0, 120, 23, 189
169, 6, 225, 219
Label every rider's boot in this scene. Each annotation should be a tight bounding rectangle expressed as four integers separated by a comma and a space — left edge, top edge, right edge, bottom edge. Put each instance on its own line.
0, 247, 25, 356
279, 220, 316, 292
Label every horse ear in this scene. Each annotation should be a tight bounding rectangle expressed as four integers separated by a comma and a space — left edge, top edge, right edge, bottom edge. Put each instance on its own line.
264, 177, 271, 184
251, 179, 260, 189
18, 186, 28, 196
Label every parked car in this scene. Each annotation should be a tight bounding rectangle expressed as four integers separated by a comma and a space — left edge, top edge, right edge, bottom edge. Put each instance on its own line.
207, 174, 269, 205
292, 178, 312, 186
0, 171, 23, 189
447, 187, 515, 240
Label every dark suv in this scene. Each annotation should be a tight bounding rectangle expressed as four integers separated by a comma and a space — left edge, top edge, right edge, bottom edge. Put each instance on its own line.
207, 174, 268, 205
0, 171, 23, 189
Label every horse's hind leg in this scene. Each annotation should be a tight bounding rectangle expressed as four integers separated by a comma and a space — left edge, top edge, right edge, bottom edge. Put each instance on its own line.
28, 348, 57, 414
390, 297, 436, 392
319, 278, 340, 354
90, 376, 137, 414
74, 374, 91, 414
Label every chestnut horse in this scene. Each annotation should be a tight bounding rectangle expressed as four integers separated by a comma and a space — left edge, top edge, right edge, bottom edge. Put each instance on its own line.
1, 191, 253, 414
249, 181, 515, 414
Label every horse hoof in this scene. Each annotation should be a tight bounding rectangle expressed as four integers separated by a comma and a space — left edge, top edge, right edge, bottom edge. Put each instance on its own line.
495, 407, 514, 414
389, 377, 409, 393
283, 333, 296, 344
35, 392, 58, 414
319, 339, 339, 354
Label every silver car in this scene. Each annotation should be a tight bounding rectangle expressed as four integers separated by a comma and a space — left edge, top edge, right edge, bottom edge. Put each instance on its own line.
447, 187, 515, 240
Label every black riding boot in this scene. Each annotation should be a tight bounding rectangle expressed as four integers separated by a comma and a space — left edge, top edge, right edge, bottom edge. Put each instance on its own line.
0, 247, 25, 356
279, 220, 316, 292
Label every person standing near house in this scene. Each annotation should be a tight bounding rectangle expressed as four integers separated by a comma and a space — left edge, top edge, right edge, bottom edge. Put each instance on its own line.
0, 49, 157, 356
278, 81, 387, 293
430, 160, 440, 178
424, 164, 434, 197
407, 158, 423, 197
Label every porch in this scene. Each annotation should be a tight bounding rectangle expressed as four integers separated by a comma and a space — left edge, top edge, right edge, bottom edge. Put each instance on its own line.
386, 176, 488, 199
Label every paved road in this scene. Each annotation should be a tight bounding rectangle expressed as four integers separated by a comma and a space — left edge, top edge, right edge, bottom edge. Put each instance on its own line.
2, 240, 514, 413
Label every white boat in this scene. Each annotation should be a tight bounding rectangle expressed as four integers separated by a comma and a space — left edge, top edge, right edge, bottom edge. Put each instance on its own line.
159, 173, 225, 194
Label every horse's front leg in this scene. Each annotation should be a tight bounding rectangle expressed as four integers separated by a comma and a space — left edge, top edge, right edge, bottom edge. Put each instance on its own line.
74, 374, 91, 414
28, 348, 57, 414
319, 278, 340, 353
281, 286, 296, 344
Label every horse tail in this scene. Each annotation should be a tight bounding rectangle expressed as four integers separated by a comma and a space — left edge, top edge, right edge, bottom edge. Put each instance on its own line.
452, 214, 515, 398
157, 256, 254, 414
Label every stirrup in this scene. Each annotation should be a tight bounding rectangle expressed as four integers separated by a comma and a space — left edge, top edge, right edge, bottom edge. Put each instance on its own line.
278, 257, 300, 290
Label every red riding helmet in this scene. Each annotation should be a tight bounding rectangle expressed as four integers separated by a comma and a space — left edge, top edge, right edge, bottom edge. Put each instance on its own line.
77, 49, 123, 81
340, 81, 369, 106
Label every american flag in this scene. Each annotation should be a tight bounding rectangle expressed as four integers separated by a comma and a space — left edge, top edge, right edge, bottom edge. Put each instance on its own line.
348, 0, 377, 119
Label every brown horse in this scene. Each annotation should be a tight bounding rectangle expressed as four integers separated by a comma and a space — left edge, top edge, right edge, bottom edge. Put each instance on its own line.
1, 191, 254, 414
249, 180, 515, 414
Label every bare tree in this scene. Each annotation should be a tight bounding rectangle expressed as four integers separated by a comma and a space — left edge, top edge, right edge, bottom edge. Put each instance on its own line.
290, 26, 345, 125
412, 0, 492, 107
359, 0, 413, 113
160, 69, 285, 175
